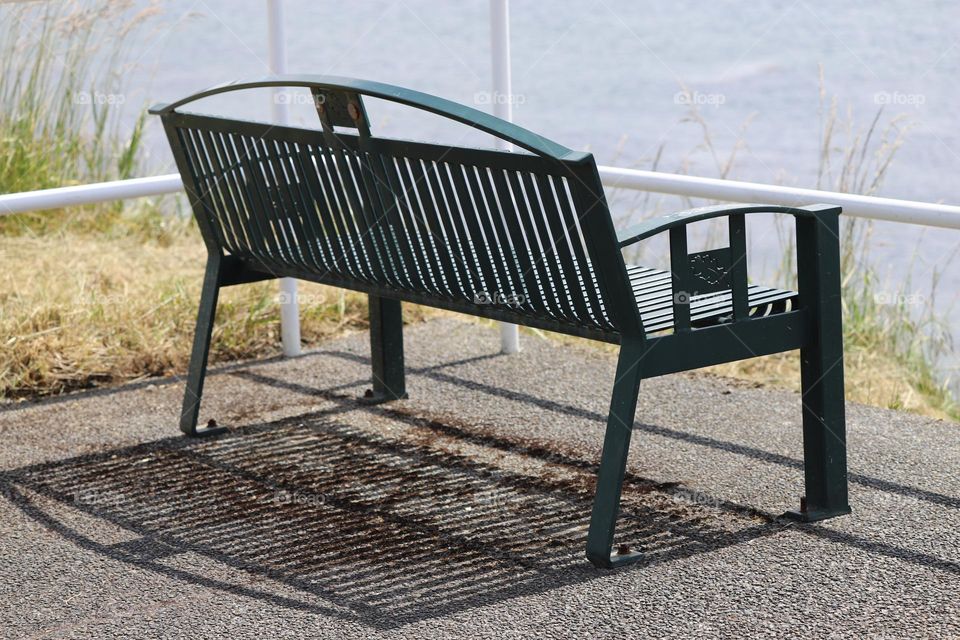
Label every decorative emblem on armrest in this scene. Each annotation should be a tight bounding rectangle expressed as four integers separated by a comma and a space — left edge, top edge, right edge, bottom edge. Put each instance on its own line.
688, 247, 733, 295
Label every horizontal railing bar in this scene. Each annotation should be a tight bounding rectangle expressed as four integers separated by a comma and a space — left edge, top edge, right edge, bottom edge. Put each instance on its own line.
598, 166, 960, 230
2, 166, 960, 231
0, 174, 183, 216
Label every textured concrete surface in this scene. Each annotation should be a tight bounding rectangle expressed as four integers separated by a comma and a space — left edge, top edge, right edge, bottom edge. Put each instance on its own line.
1, 317, 957, 639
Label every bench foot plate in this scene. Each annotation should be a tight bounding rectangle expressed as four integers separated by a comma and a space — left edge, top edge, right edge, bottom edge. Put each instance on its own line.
360, 389, 409, 405
782, 505, 851, 523
183, 423, 229, 438
588, 547, 644, 569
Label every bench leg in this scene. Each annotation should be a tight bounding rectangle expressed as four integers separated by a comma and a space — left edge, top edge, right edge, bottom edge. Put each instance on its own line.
365, 294, 407, 403
788, 340, 850, 521
787, 212, 850, 521
586, 340, 644, 569
180, 257, 227, 437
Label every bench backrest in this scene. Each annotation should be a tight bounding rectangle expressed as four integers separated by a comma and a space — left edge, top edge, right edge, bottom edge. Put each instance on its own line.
152, 76, 643, 338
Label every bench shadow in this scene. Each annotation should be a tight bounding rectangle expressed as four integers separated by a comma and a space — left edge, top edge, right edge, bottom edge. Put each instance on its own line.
3, 348, 957, 628
2, 407, 779, 629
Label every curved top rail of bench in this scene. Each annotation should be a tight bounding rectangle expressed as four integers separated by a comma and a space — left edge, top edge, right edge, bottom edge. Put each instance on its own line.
148, 74, 588, 163
616, 203, 842, 247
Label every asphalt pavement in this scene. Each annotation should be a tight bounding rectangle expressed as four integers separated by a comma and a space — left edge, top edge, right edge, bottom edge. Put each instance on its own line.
1, 317, 957, 639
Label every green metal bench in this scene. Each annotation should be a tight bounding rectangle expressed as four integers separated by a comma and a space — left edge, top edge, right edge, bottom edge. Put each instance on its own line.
151, 75, 850, 569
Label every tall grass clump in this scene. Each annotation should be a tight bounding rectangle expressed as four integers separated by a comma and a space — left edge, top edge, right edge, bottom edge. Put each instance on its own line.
0, 0, 157, 235
811, 72, 957, 419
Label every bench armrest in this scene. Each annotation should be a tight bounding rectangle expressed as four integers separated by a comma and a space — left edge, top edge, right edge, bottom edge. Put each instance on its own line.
615, 202, 842, 332
616, 203, 840, 248
149, 74, 589, 163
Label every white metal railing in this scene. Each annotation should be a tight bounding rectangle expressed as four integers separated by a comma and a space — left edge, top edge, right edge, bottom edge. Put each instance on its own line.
266, 0, 301, 357
2, 0, 959, 357
490, 0, 519, 353
597, 166, 960, 230
0, 174, 182, 215
5, 166, 959, 228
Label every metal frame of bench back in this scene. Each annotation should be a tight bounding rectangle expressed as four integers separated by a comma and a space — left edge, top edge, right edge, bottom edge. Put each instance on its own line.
150, 75, 644, 345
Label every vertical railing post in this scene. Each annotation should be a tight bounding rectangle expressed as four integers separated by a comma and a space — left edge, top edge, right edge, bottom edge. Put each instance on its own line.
267, 0, 302, 357
490, 0, 520, 354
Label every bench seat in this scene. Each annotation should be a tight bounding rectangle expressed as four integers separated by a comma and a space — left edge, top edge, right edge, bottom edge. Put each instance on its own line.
625, 265, 796, 334
235, 237, 797, 338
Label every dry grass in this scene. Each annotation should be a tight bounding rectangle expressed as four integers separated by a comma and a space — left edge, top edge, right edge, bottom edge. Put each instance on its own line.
706, 353, 954, 420
0, 207, 435, 400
